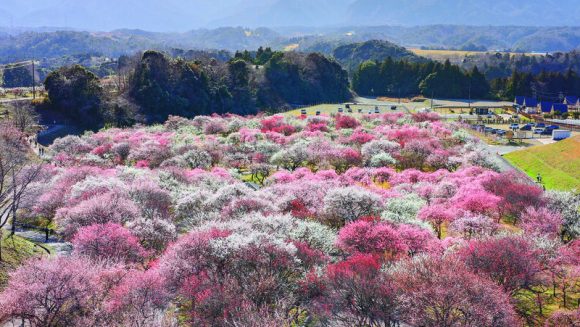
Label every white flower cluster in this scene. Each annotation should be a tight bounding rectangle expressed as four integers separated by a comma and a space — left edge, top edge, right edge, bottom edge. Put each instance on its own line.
198, 213, 338, 255
545, 190, 580, 238
381, 194, 432, 230
323, 186, 383, 222
362, 140, 400, 167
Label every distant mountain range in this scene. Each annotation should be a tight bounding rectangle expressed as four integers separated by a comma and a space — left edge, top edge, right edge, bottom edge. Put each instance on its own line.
1, 0, 580, 32
3, 25, 580, 65
346, 0, 577, 26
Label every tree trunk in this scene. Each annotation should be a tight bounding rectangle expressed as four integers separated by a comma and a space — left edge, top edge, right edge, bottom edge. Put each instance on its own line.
11, 169, 16, 236
562, 286, 567, 308
0, 229, 3, 261
536, 292, 543, 316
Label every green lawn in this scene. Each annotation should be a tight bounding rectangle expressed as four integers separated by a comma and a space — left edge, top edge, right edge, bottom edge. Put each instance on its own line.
285, 103, 405, 117
0, 234, 41, 287
504, 136, 580, 191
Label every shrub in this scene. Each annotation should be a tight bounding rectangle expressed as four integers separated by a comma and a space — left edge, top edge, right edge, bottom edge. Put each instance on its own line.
72, 223, 148, 263
393, 256, 520, 327
323, 187, 382, 223
337, 220, 407, 259
0, 257, 106, 326
335, 114, 360, 129
55, 192, 140, 239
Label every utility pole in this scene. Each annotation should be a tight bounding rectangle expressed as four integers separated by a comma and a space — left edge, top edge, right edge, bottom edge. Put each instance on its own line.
118, 64, 122, 93
32, 60, 36, 100
468, 79, 472, 109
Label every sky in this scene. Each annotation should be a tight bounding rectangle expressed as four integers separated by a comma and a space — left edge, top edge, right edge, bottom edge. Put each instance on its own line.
0, 0, 579, 32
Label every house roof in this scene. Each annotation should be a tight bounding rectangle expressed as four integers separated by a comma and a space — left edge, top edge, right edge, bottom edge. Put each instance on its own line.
524, 97, 538, 107
514, 96, 525, 105
564, 96, 579, 105
552, 103, 569, 113
540, 102, 553, 113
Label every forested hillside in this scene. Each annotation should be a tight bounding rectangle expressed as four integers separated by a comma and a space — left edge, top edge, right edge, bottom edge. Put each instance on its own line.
43, 50, 351, 128
331, 40, 423, 72
353, 59, 489, 99
352, 54, 580, 104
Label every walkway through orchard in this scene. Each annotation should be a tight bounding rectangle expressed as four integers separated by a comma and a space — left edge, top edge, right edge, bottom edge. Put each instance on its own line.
0, 136, 71, 256
1, 207, 72, 256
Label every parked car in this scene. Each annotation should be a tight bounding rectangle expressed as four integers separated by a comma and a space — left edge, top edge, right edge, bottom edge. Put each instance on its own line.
484, 127, 494, 133
534, 128, 545, 134
520, 124, 532, 131
316, 111, 321, 116
374, 108, 380, 114
338, 108, 344, 113
535, 123, 546, 128
300, 109, 307, 115
547, 125, 560, 130
496, 130, 507, 136
510, 123, 519, 130
358, 109, 363, 113
391, 106, 397, 110
541, 128, 554, 135
347, 108, 353, 113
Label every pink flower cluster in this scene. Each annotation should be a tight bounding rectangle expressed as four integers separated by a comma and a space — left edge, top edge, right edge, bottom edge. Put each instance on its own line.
2, 112, 576, 326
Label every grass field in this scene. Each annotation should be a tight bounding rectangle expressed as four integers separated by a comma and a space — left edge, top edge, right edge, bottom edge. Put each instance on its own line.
284, 103, 407, 117
0, 234, 42, 287
409, 48, 544, 63
504, 136, 580, 191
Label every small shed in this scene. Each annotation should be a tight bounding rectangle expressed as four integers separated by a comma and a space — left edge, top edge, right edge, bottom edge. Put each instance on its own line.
475, 107, 489, 115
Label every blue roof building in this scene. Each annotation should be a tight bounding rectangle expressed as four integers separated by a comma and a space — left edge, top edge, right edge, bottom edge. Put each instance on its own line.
514, 96, 525, 106
524, 97, 538, 107
539, 102, 553, 113
564, 96, 579, 105
552, 103, 569, 113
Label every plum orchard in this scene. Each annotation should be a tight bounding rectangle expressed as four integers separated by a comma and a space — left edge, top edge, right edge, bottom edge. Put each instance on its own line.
1, 112, 579, 326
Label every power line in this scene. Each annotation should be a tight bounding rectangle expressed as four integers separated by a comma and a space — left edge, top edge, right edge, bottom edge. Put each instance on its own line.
0, 61, 38, 72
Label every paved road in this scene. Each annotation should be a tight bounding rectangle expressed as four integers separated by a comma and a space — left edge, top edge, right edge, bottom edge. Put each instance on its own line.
0, 97, 32, 104
1, 138, 69, 256
462, 143, 520, 174
4, 224, 71, 256
488, 144, 528, 156
355, 97, 512, 113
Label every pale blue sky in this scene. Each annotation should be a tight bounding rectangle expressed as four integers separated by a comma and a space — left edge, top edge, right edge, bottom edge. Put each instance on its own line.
0, 0, 578, 32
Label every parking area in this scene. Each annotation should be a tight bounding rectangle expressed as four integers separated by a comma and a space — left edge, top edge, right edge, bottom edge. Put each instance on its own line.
470, 122, 576, 145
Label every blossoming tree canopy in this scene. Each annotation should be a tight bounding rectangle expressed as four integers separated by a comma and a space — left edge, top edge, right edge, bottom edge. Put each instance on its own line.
1, 112, 578, 326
